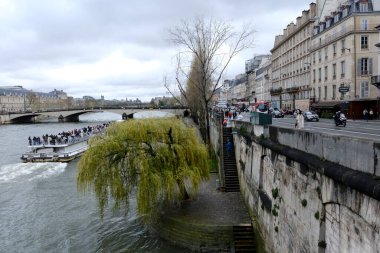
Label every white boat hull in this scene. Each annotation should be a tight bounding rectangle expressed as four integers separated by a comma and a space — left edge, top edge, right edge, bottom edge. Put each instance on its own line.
21, 139, 89, 163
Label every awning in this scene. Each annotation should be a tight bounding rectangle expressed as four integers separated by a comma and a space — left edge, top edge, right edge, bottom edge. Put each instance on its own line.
312, 101, 347, 108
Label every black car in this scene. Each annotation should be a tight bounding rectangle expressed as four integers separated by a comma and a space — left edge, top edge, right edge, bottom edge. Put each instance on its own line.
303, 111, 319, 122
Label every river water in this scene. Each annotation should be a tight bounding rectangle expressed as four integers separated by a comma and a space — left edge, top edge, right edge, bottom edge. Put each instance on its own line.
0, 111, 189, 253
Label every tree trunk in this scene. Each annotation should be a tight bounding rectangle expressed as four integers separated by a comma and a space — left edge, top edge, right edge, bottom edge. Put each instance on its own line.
177, 179, 190, 200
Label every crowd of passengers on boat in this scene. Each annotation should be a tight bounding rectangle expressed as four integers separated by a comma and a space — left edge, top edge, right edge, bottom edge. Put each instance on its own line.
27, 122, 110, 146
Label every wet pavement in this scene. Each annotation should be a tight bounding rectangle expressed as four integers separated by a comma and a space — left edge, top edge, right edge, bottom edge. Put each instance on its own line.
165, 173, 252, 226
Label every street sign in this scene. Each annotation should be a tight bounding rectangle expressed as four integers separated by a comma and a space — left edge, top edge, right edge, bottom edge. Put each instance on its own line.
339, 87, 349, 93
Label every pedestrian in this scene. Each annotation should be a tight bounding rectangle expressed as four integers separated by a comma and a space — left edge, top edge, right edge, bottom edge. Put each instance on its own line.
226, 138, 233, 157
295, 109, 304, 129
369, 108, 374, 120
363, 108, 369, 121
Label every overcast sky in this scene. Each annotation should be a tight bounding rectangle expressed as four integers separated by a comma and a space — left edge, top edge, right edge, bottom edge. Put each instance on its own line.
0, 0, 314, 102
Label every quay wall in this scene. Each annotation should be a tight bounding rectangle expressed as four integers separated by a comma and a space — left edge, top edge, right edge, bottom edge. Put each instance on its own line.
209, 118, 380, 253
0, 114, 10, 124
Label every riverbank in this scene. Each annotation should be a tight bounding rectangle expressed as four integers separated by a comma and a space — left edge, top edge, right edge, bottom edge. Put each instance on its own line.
157, 173, 251, 252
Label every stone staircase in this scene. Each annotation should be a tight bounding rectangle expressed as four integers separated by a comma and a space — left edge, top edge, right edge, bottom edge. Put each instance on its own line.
232, 224, 256, 252
223, 128, 240, 192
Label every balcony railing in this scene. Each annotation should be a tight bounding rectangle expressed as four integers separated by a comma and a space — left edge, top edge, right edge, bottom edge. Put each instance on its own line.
311, 24, 379, 51
270, 87, 283, 95
284, 87, 300, 93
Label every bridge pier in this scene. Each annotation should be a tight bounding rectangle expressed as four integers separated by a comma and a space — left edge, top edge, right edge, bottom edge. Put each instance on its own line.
59, 114, 80, 122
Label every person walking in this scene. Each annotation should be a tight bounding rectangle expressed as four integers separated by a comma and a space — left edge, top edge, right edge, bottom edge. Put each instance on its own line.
369, 108, 374, 120
226, 138, 233, 157
363, 108, 369, 121
295, 109, 304, 129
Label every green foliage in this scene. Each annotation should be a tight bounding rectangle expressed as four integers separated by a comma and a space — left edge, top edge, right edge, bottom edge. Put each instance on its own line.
239, 125, 248, 136
274, 226, 278, 233
77, 118, 209, 222
301, 199, 307, 207
271, 208, 278, 217
318, 240, 327, 248
208, 150, 218, 173
314, 211, 320, 220
272, 188, 279, 199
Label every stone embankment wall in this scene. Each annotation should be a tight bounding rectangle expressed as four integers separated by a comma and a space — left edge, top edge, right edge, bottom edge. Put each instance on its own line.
0, 114, 10, 124
210, 118, 380, 253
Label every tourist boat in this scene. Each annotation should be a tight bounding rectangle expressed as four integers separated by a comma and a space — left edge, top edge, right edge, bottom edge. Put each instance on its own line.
21, 123, 109, 163
20, 136, 91, 163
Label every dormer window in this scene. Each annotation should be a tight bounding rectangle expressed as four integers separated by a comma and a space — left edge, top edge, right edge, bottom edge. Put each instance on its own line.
334, 13, 340, 23
326, 20, 330, 28
360, 3, 368, 12
342, 8, 348, 17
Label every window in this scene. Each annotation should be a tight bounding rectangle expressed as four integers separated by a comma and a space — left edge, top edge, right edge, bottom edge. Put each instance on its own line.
334, 14, 340, 23
341, 61, 345, 77
324, 66, 328, 81
360, 3, 368, 12
313, 69, 316, 82
318, 87, 321, 100
318, 68, 322, 82
326, 20, 331, 28
361, 19, 368, 30
324, 47, 328, 60
333, 43, 337, 56
332, 85, 337, 99
359, 58, 372, 75
318, 50, 321, 62
361, 81, 369, 98
333, 64, 337, 79
324, 86, 327, 100
313, 53, 316, 63
341, 39, 346, 53
361, 35, 368, 49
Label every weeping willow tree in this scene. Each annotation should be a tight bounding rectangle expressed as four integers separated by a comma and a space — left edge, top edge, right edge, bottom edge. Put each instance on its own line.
77, 118, 209, 222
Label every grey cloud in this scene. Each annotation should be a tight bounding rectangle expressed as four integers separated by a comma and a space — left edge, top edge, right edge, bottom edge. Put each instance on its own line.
0, 0, 314, 101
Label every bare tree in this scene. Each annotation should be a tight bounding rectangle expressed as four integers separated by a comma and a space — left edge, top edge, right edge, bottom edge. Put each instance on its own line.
26, 92, 40, 112
165, 17, 255, 145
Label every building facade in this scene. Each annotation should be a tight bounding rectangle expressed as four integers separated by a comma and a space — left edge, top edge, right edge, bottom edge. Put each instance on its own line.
245, 55, 271, 105
0, 86, 70, 113
271, 3, 317, 112
311, 0, 380, 118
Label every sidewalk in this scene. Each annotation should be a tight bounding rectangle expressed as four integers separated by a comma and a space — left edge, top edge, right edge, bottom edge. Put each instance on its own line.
164, 173, 251, 225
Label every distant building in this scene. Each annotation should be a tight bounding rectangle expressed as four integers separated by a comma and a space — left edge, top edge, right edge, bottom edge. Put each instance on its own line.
245, 54, 271, 105
0, 86, 70, 113
0, 86, 28, 113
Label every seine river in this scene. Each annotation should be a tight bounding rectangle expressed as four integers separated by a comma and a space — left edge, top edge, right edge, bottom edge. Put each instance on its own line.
0, 111, 189, 253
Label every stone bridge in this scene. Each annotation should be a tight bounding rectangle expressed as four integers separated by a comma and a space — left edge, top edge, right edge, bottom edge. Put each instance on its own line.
0, 108, 189, 124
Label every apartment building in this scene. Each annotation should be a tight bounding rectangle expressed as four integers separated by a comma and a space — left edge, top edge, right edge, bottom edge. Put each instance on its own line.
229, 73, 247, 104
245, 54, 271, 105
254, 57, 272, 104
311, 0, 380, 118
270, 3, 317, 112
371, 24, 380, 119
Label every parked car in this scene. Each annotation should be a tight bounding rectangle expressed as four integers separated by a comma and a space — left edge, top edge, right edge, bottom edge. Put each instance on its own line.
303, 111, 319, 122
272, 108, 284, 118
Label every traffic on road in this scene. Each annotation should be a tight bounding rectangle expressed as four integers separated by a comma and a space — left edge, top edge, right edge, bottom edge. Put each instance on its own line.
236, 112, 380, 142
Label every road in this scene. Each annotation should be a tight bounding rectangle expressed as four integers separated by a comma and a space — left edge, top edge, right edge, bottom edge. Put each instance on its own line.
239, 113, 380, 142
